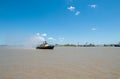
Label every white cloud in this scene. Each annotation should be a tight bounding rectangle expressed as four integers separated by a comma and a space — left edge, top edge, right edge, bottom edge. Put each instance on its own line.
67, 6, 80, 16
75, 11, 80, 15
41, 33, 47, 37
36, 33, 40, 36
91, 28, 97, 31
67, 6, 75, 12
89, 4, 97, 8
48, 37, 56, 41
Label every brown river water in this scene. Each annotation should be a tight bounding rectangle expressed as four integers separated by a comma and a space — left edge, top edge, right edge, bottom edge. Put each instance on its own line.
0, 47, 120, 79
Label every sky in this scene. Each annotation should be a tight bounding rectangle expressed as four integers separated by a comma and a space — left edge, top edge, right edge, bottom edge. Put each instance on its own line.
0, 0, 120, 46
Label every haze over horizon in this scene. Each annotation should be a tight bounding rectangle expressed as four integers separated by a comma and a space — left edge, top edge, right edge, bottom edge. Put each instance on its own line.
0, 0, 120, 46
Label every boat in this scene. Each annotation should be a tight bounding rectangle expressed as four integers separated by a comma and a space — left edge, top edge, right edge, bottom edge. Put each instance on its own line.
114, 44, 120, 47
36, 41, 54, 49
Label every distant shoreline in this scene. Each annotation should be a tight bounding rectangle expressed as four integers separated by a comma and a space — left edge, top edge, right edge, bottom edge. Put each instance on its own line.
0, 43, 120, 49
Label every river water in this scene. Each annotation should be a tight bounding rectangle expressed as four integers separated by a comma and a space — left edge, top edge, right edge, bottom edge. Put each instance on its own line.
0, 47, 120, 79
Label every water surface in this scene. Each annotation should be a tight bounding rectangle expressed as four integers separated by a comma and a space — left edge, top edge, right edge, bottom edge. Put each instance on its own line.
0, 47, 120, 79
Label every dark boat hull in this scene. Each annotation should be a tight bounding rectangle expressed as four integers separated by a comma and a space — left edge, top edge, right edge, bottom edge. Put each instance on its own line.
36, 46, 54, 49
114, 45, 120, 47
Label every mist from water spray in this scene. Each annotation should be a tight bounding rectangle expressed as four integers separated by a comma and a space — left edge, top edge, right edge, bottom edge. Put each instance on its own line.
23, 33, 64, 48
24, 33, 46, 48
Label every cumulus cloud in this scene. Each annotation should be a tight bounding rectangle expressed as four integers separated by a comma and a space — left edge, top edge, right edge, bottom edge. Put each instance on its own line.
36, 33, 40, 36
67, 6, 75, 12
88, 4, 97, 8
67, 6, 81, 15
75, 11, 80, 15
41, 33, 47, 37
91, 28, 97, 31
48, 37, 56, 41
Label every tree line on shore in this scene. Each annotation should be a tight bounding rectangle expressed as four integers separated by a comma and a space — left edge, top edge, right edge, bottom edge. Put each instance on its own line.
55, 42, 120, 47
0, 42, 120, 47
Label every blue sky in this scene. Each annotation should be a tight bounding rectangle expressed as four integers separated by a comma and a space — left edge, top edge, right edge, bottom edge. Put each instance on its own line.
0, 0, 120, 46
